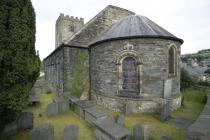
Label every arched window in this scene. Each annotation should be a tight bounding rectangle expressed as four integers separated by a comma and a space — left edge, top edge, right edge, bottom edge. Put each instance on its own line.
122, 57, 138, 91
168, 47, 176, 74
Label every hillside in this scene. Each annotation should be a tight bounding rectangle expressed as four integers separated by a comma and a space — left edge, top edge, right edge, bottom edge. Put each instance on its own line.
182, 49, 210, 62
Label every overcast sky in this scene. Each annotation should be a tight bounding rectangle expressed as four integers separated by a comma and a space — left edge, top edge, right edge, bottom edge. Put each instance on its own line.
31, 0, 210, 60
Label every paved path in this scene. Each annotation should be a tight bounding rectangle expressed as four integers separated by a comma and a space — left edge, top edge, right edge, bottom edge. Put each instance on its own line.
186, 94, 210, 140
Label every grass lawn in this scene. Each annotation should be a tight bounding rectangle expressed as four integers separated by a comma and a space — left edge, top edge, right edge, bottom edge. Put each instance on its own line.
97, 105, 185, 140
97, 88, 209, 140
8, 93, 95, 140
171, 88, 208, 121
8, 88, 208, 140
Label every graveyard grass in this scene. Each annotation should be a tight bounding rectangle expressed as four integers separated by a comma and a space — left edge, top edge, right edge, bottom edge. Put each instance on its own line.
97, 88, 209, 140
8, 93, 95, 140
171, 88, 208, 121
9, 88, 208, 140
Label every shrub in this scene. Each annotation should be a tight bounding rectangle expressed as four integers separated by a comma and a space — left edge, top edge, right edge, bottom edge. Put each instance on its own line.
180, 68, 194, 91
0, 0, 40, 129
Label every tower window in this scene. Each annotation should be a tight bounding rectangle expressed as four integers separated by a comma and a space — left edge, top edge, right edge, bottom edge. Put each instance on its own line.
69, 26, 75, 32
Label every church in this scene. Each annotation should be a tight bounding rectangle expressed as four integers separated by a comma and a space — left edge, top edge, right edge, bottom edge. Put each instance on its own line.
44, 5, 184, 113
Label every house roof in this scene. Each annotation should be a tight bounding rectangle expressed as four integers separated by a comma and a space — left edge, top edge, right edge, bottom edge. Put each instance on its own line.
182, 63, 208, 76
90, 15, 183, 46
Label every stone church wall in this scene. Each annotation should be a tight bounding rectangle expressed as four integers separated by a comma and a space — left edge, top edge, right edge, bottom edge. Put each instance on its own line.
44, 47, 64, 94
90, 39, 181, 112
63, 47, 89, 99
90, 38, 181, 112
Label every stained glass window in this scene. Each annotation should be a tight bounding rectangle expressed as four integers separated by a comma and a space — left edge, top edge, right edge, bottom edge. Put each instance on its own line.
122, 57, 138, 91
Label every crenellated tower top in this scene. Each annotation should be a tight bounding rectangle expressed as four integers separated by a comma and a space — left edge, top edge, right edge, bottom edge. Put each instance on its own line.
55, 13, 84, 48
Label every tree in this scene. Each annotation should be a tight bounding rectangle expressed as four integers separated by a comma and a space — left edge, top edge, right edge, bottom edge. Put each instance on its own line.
204, 68, 210, 74
181, 68, 194, 91
0, 0, 40, 128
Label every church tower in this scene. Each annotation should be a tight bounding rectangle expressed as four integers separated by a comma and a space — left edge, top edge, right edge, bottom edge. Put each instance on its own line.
55, 13, 84, 48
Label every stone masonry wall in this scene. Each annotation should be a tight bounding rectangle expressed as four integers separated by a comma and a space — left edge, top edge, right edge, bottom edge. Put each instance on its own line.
63, 47, 89, 99
56, 14, 84, 48
44, 47, 64, 94
92, 93, 182, 113
90, 38, 181, 98
67, 5, 135, 46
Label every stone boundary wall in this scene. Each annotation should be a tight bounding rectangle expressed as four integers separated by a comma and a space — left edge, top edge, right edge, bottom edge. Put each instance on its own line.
186, 94, 210, 140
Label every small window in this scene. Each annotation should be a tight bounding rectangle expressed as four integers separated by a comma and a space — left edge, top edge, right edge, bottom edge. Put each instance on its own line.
168, 47, 176, 74
69, 26, 74, 32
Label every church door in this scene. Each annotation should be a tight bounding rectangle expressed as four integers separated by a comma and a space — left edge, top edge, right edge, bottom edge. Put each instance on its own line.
122, 57, 138, 91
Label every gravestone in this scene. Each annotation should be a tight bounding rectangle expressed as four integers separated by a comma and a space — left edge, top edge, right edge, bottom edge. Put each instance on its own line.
30, 123, 54, 140
133, 123, 143, 140
57, 99, 69, 113
29, 94, 40, 104
94, 117, 129, 140
160, 101, 170, 122
124, 103, 133, 116
144, 125, 152, 140
160, 136, 174, 140
63, 125, 78, 140
74, 100, 93, 118
117, 114, 125, 126
47, 102, 58, 117
85, 107, 107, 125
17, 112, 33, 131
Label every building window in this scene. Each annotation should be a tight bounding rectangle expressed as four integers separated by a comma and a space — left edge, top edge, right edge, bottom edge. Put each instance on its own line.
168, 46, 176, 74
122, 57, 138, 91
69, 25, 74, 32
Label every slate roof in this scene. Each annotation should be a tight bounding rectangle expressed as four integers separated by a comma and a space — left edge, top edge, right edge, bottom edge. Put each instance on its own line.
91, 15, 183, 45
182, 63, 208, 76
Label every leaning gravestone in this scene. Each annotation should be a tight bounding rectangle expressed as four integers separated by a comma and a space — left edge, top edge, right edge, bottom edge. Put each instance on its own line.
63, 125, 78, 140
117, 114, 125, 126
17, 112, 33, 131
57, 99, 69, 113
144, 125, 152, 140
30, 123, 54, 140
160, 136, 175, 140
160, 101, 170, 122
47, 102, 58, 117
133, 123, 143, 140
125, 103, 133, 116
